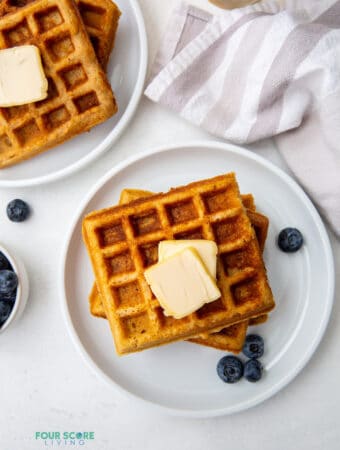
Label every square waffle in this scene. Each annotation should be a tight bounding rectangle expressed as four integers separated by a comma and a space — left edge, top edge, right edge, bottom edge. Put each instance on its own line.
76, 0, 121, 69
83, 173, 275, 355
88, 188, 269, 353
189, 193, 269, 351
0, 0, 117, 168
0, 0, 121, 69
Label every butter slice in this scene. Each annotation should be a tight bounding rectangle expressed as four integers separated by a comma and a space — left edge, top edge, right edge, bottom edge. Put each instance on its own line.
144, 248, 221, 319
158, 240, 218, 278
0, 45, 48, 107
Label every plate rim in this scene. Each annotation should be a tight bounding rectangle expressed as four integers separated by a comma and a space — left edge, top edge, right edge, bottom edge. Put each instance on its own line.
60, 141, 335, 418
0, 0, 148, 188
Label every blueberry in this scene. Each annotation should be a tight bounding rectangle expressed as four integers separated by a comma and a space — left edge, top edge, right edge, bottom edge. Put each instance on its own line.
0, 289, 17, 302
244, 359, 263, 382
243, 334, 264, 359
217, 355, 244, 383
0, 252, 10, 270
278, 227, 303, 252
7, 199, 30, 222
0, 299, 14, 328
0, 270, 18, 295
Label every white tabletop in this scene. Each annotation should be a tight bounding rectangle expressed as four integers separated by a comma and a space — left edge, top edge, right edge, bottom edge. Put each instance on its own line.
0, 1, 339, 449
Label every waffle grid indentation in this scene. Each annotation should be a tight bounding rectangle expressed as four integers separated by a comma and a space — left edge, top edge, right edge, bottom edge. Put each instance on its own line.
85, 175, 274, 351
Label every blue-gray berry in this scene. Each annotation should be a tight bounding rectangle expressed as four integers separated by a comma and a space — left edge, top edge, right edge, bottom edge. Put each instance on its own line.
0, 300, 13, 328
7, 199, 30, 222
0, 270, 18, 296
217, 355, 244, 383
278, 228, 303, 252
244, 359, 263, 382
243, 334, 264, 359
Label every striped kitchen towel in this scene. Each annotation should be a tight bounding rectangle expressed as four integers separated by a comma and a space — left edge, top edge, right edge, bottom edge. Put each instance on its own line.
145, 0, 340, 237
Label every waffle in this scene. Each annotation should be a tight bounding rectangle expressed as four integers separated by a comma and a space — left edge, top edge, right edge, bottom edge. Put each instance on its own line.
189, 192, 269, 350
88, 188, 269, 353
0, 0, 117, 168
89, 284, 269, 352
0, 0, 121, 69
83, 173, 274, 355
76, 0, 121, 69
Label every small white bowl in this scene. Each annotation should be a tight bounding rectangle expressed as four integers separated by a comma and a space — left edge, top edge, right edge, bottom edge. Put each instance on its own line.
0, 244, 29, 333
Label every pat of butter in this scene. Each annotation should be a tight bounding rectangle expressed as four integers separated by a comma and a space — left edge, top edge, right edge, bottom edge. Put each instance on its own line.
144, 248, 221, 319
158, 240, 218, 278
0, 45, 48, 107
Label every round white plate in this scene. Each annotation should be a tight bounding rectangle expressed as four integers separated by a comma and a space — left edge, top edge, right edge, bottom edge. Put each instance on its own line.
0, 0, 147, 187
61, 142, 334, 417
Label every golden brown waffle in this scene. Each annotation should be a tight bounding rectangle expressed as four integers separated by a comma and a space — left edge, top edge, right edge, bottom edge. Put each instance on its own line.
189, 192, 269, 350
0, 0, 121, 69
91, 281, 269, 352
88, 270, 265, 355
76, 0, 121, 69
190, 308, 268, 351
88, 190, 158, 320
89, 283, 107, 318
249, 314, 268, 326
119, 189, 155, 204
89, 188, 269, 353
192, 322, 249, 353
0, 0, 117, 168
83, 173, 274, 355
89, 189, 269, 326
241, 193, 256, 211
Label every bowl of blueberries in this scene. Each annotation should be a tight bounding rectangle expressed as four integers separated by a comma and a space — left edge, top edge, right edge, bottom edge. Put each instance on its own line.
0, 244, 29, 333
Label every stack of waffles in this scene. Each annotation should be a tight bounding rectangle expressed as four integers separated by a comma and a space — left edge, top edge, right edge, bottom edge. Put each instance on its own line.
83, 173, 275, 355
0, 0, 121, 168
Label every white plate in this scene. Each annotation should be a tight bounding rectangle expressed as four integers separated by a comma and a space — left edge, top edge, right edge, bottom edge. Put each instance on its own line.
0, 0, 147, 187
61, 142, 334, 417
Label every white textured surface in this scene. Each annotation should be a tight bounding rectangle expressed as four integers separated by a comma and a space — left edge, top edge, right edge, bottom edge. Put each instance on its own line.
0, 0, 339, 449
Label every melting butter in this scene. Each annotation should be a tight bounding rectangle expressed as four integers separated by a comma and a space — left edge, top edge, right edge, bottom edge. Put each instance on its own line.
158, 240, 218, 278
0, 45, 48, 107
144, 248, 221, 319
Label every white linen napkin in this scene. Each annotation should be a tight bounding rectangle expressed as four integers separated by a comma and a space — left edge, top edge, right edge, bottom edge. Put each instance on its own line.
145, 0, 340, 237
